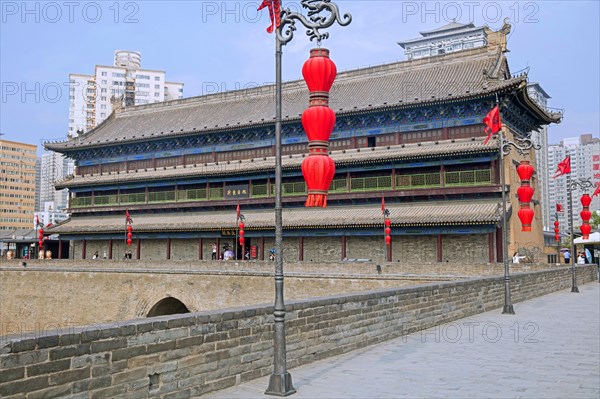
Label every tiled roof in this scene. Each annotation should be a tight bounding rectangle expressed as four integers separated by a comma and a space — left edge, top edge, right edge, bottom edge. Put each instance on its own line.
47, 200, 504, 234
55, 137, 499, 189
47, 47, 521, 152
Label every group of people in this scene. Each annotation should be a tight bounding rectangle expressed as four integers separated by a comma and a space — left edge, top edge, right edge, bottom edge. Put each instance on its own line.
211, 242, 248, 261
563, 249, 591, 264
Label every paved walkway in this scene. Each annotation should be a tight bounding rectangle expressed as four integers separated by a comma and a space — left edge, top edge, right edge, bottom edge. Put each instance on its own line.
206, 284, 600, 398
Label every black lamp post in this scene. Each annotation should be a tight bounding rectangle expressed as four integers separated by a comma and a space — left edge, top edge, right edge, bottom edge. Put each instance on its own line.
566, 176, 593, 293
497, 126, 540, 315
264, 1, 351, 396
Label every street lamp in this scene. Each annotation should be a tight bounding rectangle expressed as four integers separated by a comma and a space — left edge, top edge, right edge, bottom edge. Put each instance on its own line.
566, 177, 594, 293
498, 129, 540, 315
264, 1, 351, 396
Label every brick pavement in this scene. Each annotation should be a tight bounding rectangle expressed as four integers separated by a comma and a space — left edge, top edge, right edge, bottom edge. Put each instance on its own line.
205, 283, 600, 398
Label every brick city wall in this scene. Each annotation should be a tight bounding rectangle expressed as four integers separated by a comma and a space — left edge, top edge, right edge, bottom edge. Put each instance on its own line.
1, 265, 596, 398
69, 233, 494, 263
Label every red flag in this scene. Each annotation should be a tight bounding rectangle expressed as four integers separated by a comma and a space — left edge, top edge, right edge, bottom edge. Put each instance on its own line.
482, 106, 502, 145
592, 184, 600, 198
381, 197, 385, 215
257, 0, 281, 33
554, 156, 571, 178
36, 215, 40, 227
237, 204, 241, 219
556, 203, 563, 212
125, 209, 132, 223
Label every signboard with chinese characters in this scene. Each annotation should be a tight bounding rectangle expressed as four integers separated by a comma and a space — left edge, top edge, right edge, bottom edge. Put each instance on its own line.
224, 184, 249, 199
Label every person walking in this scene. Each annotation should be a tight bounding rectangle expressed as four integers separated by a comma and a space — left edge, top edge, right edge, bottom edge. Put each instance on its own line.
564, 249, 571, 264
211, 243, 217, 260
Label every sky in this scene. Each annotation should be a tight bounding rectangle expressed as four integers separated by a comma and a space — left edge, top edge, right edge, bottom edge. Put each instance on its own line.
1, 0, 599, 153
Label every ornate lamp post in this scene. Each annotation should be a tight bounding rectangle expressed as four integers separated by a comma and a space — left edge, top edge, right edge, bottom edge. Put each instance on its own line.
566, 177, 594, 293
262, 1, 351, 396
498, 129, 540, 315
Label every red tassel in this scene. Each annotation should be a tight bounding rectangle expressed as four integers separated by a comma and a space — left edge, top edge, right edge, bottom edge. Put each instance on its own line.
305, 194, 328, 208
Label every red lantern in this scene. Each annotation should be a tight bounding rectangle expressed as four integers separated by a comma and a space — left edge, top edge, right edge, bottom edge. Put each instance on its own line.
127, 238, 132, 246
554, 228, 559, 234
127, 225, 133, 232
580, 210, 592, 222
516, 160, 534, 181
302, 48, 337, 95
302, 106, 336, 142
239, 222, 245, 230
555, 234, 560, 242
385, 219, 391, 227
39, 229, 44, 235
554, 220, 559, 228
239, 237, 245, 246
580, 224, 591, 239
517, 186, 534, 204
385, 227, 391, 235
518, 207, 534, 231
301, 155, 336, 207
385, 235, 392, 246
239, 230, 245, 237
580, 194, 592, 207
127, 232, 133, 239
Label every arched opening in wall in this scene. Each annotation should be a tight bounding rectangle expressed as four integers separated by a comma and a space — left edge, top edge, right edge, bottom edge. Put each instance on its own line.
147, 297, 190, 318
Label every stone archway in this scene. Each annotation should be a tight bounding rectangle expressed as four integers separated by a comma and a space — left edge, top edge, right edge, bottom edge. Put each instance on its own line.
146, 297, 190, 317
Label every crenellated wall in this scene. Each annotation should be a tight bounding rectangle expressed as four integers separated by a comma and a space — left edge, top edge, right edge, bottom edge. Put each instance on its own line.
1, 265, 596, 398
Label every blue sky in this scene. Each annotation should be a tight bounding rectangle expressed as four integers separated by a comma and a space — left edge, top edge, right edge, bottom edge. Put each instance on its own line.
1, 1, 598, 152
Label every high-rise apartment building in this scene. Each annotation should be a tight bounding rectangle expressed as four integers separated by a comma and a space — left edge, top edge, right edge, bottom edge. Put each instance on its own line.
39, 151, 74, 211
68, 50, 184, 136
548, 134, 600, 235
0, 139, 37, 230
527, 83, 552, 230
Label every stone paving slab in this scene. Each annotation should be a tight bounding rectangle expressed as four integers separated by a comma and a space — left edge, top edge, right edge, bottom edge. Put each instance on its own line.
204, 284, 600, 398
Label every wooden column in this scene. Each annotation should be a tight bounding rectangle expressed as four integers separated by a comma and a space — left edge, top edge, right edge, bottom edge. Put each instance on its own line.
108, 239, 113, 260
260, 237, 265, 261
82, 239, 87, 259
341, 236, 347, 260
436, 234, 443, 262
199, 238, 203, 260
166, 238, 171, 260
216, 238, 220, 260
488, 232, 495, 263
442, 126, 449, 140
299, 237, 304, 261
387, 237, 392, 262
496, 227, 503, 263
58, 239, 62, 259
391, 168, 396, 190
440, 164, 446, 188
136, 239, 141, 260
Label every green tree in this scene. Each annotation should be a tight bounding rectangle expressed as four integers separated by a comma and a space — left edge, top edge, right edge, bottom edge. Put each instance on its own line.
591, 211, 600, 230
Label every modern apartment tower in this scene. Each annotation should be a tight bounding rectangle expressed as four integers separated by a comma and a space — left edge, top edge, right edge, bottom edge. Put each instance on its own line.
548, 134, 600, 235
0, 139, 37, 230
68, 50, 184, 136
39, 151, 74, 211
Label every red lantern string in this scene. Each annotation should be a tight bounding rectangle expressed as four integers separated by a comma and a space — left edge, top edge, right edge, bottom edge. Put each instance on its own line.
239, 222, 245, 247
554, 219, 560, 242
384, 218, 391, 246
580, 193, 593, 239
301, 48, 337, 208
516, 160, 535, 232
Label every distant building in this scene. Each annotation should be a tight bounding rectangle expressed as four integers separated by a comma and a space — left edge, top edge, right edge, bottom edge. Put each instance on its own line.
548, 134, 600, 235
0, 139, 37, 230
34, 201, 70, 228
527, 83, 552, 230
397, 21, 488, 60
39, 151, 74, 211
68, 50, 184, 137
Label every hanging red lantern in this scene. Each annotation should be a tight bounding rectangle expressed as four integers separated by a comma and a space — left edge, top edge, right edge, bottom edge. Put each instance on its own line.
516, 160, 534, 181
554, 220, 559, 228
239, 230, 245, 237
580, 194, 592, 207
385, 227, 391, 235
127, 232, 133, 239
517, 186, 534, 203
39, 229, 44, 235
580, 193, 592, 239
127, 225, 133, 232
239, 222, 245, 230
580, 210, 592, 222
302, 106, 336, 142
300, 48, 338, 207
239, 237, 245, 246
518, 207, 534, 232
301, 155, 336, 207
554, 228, 559, 234
554, 234, 560, 242
385, 219, 391, 227
302, 48, 337, 95
385, 235, 392, 246
127, 238, 132, 246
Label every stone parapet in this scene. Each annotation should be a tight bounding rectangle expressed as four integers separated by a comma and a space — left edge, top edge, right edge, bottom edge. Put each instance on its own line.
1, 265, 596, 398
